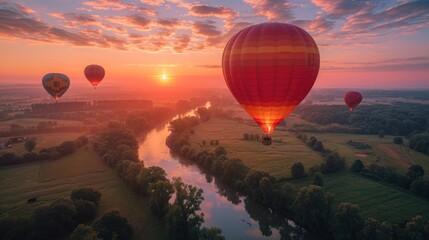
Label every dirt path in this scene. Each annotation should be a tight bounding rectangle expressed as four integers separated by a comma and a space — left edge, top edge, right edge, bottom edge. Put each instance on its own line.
378, 144, 411, 169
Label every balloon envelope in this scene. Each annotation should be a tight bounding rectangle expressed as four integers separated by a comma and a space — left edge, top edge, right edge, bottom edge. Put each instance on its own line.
84, 64, 105, 88
42, 73, 70, 100
344, 91, 362, 111
222, 22, 320, 134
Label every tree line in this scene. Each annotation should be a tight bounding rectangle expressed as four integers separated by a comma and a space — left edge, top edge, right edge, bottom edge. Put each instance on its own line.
0, 188, 133, 240
0, 135, 88, 166
93, 121, 225, 240
351, 159, 429, 199
294, 103, 428, 136
166, 108, 429, 240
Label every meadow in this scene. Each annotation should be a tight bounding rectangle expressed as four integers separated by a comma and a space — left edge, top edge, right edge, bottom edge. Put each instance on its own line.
0, 118, 83, 131
189, 109, 429, 222
189, 118, 323, 179
0, 146, 166, 240
0, 132, 84, 155
291, 171, 429, 222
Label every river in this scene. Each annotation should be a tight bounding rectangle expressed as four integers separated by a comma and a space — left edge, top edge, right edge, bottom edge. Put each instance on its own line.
138, 105, 318, 240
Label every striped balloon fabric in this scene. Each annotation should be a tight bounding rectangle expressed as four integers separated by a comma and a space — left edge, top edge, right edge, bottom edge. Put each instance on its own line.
222, 22, 320, 134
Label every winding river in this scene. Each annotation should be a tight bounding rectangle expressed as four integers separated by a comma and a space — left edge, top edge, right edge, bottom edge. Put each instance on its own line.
138, 105, 318, 240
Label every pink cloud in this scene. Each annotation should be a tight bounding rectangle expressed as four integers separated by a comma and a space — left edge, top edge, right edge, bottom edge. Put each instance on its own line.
310, 0, 370, 19
244, 0, 296, 21
172, 34, 191, 53
192, 20, 222, 37
140, 0, 164, 6
190, 5, 238, 19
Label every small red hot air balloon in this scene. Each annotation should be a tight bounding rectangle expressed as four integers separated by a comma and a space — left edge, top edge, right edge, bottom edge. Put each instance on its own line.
222, 22, 320, 145
344, 91, 362, 111
84, 64, 105, 89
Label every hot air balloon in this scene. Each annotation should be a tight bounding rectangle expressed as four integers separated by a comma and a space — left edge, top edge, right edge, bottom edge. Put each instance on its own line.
84, 64, 105, 88
344, 91, 362, 111
42, 73, 70, 102
222, 22, 320, 145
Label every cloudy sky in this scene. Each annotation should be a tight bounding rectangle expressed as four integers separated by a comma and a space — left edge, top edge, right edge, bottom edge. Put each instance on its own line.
0, 0, 428, 89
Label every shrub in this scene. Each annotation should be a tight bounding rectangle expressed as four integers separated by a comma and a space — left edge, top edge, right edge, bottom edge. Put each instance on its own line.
291, 162, 305, 179
71, 188, 102, 205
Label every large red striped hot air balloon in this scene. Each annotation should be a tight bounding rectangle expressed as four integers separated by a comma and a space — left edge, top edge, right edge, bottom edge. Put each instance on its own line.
84, 64, 105, 89
222, 22, 320, 145
344, 91, 362, 111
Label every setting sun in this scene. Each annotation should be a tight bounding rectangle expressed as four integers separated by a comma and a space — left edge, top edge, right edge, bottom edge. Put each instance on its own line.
160, 73, 168, 83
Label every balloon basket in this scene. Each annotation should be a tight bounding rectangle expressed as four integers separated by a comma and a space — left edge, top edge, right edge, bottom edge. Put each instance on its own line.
261, 134, 272, 145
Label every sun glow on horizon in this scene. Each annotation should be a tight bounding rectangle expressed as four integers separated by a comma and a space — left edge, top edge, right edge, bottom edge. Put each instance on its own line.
160, 72, 169, 84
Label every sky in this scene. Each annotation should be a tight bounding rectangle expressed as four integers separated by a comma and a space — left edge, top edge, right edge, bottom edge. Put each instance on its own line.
0, 0, 428, 89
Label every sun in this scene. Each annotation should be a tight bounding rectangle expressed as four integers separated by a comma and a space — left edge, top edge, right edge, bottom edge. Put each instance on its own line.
160, 73, 168, 83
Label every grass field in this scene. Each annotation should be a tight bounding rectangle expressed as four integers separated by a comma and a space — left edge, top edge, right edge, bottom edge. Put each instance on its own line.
0, 132, 85, 155
290, 171, 429, 222
0, 118, 83, 131
309, 133, 429, 177
0, 147, 166, 240
189, 118, 324, 178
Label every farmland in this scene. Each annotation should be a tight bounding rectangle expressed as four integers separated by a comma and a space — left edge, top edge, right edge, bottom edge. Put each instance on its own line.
189, 118, 324, 178
188, 108, 429, 222
291, 171, 429, 222
0, 146, 166, 240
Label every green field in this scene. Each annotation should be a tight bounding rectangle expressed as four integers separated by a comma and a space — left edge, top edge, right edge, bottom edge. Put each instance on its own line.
309, 133, 429, 177
0, 118, 83, 131
191, 111, 429, 222
189, 118, 323, 178
291, 171, 429, 222
0, 132, 85, 155
0, 147, 166, 240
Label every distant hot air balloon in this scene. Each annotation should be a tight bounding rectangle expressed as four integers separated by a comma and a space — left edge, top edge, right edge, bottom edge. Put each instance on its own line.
222, 22, 320, 145
42, 73, 70, 102
344, 91, 362, 111
84, 64, 105, 89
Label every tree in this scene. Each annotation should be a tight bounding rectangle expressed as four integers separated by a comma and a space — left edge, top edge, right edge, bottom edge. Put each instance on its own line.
291, 162, 305, 179
351, 159, 364, 173
243, 133, 249, 140
405, 215, 429, 240
58, 141, 77, 155
70, 224, 100, 240
321, 152, 345, 174
407, 165, 425, 181
166, 177, 204, 240
221, 158, 249, 185
378, 130, 385, 138
360, 218, 393, 240
293, 185, 333, 233
73, 199, 97, 223
308, 164, 321, 177
32, 199, 78, 239
214, 146, 227, 159
394, 137, 404, 145
410, 179, 429, 198
0, 217, 33, 240
149, 180, 174, 218
138, 166, 167, 196
313, 172, 324, 187
24, 138, 36, 152
93, 210, 133, 240
333, 202, 364, 240
199, 227, 225, 240
71, 188, 102, 205
196, 107, 210, 121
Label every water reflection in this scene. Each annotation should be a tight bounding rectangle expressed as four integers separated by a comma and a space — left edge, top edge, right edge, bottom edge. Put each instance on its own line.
138, 106, 319, 240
